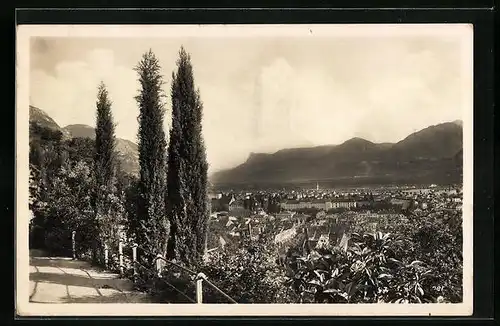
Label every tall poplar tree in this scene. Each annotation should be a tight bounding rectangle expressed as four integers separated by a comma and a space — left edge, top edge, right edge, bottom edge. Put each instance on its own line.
93, 82, 116, 262
95, 82, 116, 190
134, 50, 169, 264
166, 47, 209, 266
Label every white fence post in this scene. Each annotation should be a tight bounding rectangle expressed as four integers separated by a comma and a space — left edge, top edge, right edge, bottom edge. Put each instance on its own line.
104, 243, 109, 268
71, 231, 76, 260
118, 238, 124, 276
156, 254, 163, 277
132, 243, 138, 277
196, 273, 206, 304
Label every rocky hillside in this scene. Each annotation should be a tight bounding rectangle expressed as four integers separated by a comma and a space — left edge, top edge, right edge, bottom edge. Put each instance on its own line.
29, 105, 70, 139
62, 124, 140, 176
29, 106, 139, 176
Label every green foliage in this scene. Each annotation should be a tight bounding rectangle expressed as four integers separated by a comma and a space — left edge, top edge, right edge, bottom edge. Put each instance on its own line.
29, 121, 112, 258
65, 137, 95, 166
201, 238, 298, 303
166, 46, 209, 266
134, 49, 169, 265
117, 171, 140, 239
347, 210, 463, 302
42, 160, 96, 256
283, 206, 463, 304
94, 82, 116, 189
29, 124, 66, 250
29, 123, 65, 195
284, 232, 439, 303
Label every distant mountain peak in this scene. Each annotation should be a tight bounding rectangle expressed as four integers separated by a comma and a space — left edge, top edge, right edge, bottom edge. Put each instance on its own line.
30, 107, 140, 176
29, 105, 71, 139
337, 137, 376, 152
63, 124, 96, 139
65, 123, 94, 128
62, 124, 139, 175
341, 137, 374, 146
29, 105, 60, 129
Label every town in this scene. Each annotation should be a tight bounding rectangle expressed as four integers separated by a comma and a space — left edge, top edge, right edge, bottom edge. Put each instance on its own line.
206, 183, 463, 257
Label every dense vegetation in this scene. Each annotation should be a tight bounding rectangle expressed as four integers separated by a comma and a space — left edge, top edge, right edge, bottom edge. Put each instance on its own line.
29, 126, 98, 256
282, 214, 462, 304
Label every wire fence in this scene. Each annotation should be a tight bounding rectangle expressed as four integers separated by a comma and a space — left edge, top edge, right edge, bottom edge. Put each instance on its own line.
72, 230, 237, 304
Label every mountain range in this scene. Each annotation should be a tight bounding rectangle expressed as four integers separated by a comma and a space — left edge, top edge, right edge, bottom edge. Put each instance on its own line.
29, 105, 463, 186
211, 121, 463, 187
29, 105, 140, 176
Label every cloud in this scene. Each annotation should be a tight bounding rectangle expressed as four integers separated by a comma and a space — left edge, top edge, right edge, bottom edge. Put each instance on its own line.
31, 49, 143, 144
30, 34, 468, 172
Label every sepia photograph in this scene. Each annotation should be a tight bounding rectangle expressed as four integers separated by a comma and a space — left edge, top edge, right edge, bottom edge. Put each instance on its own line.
16, 24, 473, 316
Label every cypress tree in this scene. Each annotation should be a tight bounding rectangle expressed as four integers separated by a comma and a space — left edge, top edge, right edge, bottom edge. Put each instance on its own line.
93, 82, 116, 263
95, 82, 116, 189
134, 49, 169, 264
166, 47, 209, 266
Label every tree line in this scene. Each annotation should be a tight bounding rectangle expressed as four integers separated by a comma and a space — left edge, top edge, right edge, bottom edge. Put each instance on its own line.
29, 47, 208, 269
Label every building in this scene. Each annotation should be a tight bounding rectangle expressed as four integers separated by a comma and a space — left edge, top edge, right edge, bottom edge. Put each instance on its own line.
331, 200, 357, 209
229, 196, 245, 211
281, 198, 362, 211
276, 211, 295, 221
356, 200, 372, 208
402, 188, 432, 195
279, 200, 330, 211
280, 200, 308, 210
390, 198, 412, 209
294, 213, 309, 224
310, 199, 332, 210
211, 194, 233, 212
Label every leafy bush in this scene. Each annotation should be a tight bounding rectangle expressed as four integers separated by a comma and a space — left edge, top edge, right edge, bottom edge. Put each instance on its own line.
283, 232, 439, 303
201, 238, 297, 303
41, 160, 96, 256
319, 206, 462, 303
149, 237, 298, 304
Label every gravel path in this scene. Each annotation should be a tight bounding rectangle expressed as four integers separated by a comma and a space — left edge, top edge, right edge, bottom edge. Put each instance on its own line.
29, 251, 152, 304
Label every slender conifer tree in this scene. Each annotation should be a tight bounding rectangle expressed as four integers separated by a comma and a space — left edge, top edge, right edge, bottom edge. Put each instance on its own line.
167, 47, 209, 266
95, 82, 116, 191
92, 82, 117, 263
134, 50, 169, 264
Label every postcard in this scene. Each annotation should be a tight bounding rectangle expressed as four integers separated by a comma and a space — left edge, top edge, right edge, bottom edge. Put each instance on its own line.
16, 23, 473, 316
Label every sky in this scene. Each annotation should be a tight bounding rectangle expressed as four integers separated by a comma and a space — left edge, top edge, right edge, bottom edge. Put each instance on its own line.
28, 25, 472, 173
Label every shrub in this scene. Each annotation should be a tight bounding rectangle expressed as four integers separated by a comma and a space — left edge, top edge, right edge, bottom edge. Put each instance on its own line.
283, 232, 440, 303
201, 238, 295, 303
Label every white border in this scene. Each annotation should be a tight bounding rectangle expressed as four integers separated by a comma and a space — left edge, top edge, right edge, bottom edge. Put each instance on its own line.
16, 24, 473, 317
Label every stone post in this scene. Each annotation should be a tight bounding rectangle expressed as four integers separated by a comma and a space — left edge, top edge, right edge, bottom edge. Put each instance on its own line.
132, 243, 138, 277
71, 231, 76, 260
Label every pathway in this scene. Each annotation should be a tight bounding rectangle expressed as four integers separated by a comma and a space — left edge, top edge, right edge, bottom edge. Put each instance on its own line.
29, 250, 153, 303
